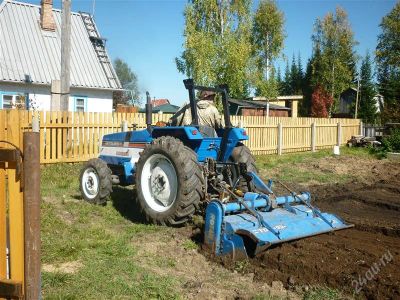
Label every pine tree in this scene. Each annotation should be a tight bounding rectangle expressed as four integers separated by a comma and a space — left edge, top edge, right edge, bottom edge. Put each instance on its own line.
296, 53, 304, 94
300, 58, 313, 116
358, 52, 377, 124
376, 1, 400, 122
290, 54, 298, 94
283, 61, 292, 95
276, 66, 284, 95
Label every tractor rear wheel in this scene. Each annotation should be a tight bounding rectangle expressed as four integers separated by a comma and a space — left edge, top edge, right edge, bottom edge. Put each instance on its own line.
135, 136, 204, 226
230, 144, 258, 191
80, 158, 112, 205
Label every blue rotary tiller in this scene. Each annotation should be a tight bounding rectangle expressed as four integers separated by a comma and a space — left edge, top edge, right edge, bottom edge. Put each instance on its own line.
204, 172, 353, 259
79, 79, 353, 259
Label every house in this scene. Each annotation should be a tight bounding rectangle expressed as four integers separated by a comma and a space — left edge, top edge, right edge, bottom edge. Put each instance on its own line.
336, 87, 357, 118
0, 0, 122, 112
228, 98, 291, 117
373, 94, 384, 113
140, 102, 180, 114
151, 98, 170, 107
251, 95, 302, 117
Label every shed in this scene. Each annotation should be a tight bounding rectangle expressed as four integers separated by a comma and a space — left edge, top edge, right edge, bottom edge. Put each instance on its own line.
228, 99, 290, 117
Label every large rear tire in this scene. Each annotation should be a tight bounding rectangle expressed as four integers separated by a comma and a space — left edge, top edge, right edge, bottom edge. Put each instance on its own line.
135, 136, 204, 226
80, 158, 112, 205
230, 144, 258, 191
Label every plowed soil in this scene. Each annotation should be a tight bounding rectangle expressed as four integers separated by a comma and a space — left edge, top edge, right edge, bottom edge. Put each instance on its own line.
246, 159, 400, 299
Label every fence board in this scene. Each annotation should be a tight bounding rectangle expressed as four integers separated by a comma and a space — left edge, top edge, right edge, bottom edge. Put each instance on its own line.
6, 111, 24, 288
0, 112, 6, 280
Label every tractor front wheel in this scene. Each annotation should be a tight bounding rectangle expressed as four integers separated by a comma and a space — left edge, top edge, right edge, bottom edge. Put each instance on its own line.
135, 136, 204, 226
79, 158, 112, 205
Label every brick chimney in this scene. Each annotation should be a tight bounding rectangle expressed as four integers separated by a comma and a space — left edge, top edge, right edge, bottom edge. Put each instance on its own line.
40, 0, 55, 31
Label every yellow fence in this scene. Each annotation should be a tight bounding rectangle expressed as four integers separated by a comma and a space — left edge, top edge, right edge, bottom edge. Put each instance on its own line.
231, 115, 361, 155
1, 110, 361, 163
0, 110, 24, 298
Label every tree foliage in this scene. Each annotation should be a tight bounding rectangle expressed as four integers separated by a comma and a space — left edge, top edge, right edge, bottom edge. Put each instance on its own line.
376, 1, 400, 122
252, 0, 285, 98
311, 85, 333, 117
113, 58, 140, 107
311, 7, 358, 112
176, 0, 252, 99
299, 58, 313, 116
358, 52, 377, 124
176, 0, 285, 100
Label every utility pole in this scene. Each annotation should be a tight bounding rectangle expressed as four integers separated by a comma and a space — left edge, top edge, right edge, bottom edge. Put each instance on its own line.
60, 0, 71, 111
355, 76, 360, 119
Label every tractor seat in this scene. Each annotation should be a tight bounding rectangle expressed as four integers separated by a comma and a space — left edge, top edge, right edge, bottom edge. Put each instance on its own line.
198, 125, 218, 138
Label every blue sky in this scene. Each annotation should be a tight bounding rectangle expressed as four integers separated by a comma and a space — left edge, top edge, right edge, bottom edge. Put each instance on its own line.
28, 0, 396, 105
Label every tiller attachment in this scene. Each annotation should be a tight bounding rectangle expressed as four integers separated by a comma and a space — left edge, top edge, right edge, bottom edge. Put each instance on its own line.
204, 172, 353, 259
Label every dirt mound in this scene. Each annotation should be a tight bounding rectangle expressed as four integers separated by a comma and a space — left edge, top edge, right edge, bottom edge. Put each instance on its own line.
246, 161, 400, 299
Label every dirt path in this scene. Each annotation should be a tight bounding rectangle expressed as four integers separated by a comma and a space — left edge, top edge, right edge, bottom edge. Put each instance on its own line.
238, 158, 400, 299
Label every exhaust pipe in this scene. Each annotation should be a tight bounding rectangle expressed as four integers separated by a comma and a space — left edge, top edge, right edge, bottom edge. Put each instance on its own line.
145, 91, 152, 130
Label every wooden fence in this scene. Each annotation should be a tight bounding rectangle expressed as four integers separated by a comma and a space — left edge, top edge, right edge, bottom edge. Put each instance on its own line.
0, 111, 24, 299
1, 110, 361, 164
233, 115, 361, 155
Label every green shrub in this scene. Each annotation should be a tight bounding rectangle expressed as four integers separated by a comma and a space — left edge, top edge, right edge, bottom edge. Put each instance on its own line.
370, 129, 400, 158
384, 128, 400, 152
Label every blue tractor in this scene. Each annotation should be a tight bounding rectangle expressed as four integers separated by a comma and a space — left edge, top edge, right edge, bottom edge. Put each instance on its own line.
80, 79, 352, 259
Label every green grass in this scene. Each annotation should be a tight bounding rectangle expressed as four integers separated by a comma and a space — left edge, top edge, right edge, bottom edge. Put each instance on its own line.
303, 287, 342, 300
40, 164, 179, 299
255, 147, 372, 169
255, 147, 374, 185
182, 239, 198, 251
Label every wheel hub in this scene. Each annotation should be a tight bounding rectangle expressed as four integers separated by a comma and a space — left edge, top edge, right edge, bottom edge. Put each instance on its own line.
141, 154, 178, 212
82, 168, 99, 199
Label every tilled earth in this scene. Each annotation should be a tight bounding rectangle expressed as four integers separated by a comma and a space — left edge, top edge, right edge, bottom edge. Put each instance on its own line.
236, 158, 400, 299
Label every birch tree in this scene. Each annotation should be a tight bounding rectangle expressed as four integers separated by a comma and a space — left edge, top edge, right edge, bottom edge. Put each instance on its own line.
252, 0, 285, 98
176, 0, 252, 98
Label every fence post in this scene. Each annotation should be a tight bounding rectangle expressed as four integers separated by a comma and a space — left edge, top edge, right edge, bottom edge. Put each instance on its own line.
337, 122, 342, 146
277, 123, 283, 155
121, 120, 128, 132
311, 123, 316, 152
32, 116, 40, 133
359, 121, 363, 136
23, 132, 41, 300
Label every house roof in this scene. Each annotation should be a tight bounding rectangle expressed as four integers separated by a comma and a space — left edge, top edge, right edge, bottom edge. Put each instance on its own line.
229, 98, 290, 110
252, 95, 303, 102
0, 0, 121, 90
341, 87, 358, 95
140, 103, 180, 114
151, 99, 170, 107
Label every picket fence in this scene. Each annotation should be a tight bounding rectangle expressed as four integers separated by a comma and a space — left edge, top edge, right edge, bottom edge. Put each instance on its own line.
0, 110, 361, 163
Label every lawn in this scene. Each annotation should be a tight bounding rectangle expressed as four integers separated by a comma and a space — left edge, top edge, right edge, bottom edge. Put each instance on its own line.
40, 147, 373, 299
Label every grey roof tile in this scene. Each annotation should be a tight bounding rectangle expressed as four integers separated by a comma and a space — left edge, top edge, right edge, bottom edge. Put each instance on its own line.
0, 0, 121, 90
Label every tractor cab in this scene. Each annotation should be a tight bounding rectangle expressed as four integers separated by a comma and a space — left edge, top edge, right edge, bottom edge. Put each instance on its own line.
150, 79, 248, 162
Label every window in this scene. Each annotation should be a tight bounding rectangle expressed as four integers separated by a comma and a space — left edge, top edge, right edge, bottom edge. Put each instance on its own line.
1, 93, 26, 109
74, 97, 87, 112
3, 95, 13, 109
